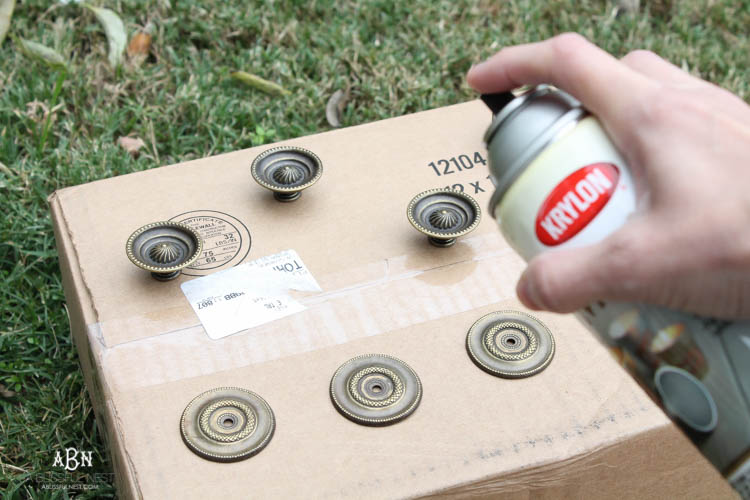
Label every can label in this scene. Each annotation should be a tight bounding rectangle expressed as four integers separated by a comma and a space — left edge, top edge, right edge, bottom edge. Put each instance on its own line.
535, 163, 619, 245
495, 117, 635, 259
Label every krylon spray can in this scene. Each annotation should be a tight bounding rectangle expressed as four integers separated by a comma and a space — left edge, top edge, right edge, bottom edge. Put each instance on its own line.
482, 85, 750, 496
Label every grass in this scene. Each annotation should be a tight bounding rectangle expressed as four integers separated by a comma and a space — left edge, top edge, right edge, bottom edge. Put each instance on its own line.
1, 0, 748, 497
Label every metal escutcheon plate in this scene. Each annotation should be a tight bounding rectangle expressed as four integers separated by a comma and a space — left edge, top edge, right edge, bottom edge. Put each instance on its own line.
466, 310, 555, 378
330, 354, 422, 426
180, 387, 275, 462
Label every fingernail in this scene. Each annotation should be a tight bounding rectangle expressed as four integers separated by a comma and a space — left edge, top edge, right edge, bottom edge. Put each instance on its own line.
517, 273, 542, 310
468, 60, 486, 74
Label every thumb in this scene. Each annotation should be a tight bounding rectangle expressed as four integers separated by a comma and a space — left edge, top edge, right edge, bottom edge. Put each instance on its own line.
516, 224, 646, 313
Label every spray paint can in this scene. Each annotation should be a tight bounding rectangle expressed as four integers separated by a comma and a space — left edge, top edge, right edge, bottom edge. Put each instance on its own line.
482, 85, 750, 495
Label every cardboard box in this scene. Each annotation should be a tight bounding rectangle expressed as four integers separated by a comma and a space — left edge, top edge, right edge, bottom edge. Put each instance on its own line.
50, 100, 735, 499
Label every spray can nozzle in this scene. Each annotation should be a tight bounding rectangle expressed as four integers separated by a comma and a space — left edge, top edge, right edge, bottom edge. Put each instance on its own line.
480, 92, 514, 115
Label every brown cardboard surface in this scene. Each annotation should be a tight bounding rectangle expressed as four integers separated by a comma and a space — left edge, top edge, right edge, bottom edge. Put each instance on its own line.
50, 100, 736, 499
425, 425, 730, 499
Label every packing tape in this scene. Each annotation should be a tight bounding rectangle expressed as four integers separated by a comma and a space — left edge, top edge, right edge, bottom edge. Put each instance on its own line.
87, 234, 528, 392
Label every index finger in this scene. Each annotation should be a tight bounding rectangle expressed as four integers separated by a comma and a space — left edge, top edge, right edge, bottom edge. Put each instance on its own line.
467, 33, 657, 126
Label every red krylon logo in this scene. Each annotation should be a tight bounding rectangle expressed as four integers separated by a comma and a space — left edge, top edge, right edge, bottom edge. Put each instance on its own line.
535, 163, 619, 245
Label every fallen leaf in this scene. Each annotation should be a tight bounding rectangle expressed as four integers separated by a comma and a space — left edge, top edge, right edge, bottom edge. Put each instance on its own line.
117, 136, 146, 157
0, 0, 15, 46
127, 31, 151, 58
0, 382, 16, 398
84, 4, 126, 68
15, 37, 67, 69
230, 71, 290, 96
325, 89, 350, 128
25, 100, 49, 122
615, 0, 639, 16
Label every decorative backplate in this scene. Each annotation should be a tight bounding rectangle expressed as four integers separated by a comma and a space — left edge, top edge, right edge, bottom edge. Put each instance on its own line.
407, 189, 481, 247
330, 354, 422, 426
250, 146, 323, 202
126, 221, 203, 281
466, 310, 555, 378
180, 387, 275, 462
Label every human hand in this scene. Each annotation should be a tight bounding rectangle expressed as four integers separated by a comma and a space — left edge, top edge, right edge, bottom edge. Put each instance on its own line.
467, 33, 750, 320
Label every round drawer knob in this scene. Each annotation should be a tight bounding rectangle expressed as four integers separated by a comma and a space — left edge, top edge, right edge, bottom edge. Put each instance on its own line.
251, 146, 323, 202
407, 189, 481, 247
126, 221, 203, 281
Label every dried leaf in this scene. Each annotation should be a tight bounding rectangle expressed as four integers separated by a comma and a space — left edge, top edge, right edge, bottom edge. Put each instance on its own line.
127, 31, 151, 58
84, 4, 126, 68
0, 382, 17, 398
230, 71, 290, 96
25, 100, 50, 122
325, 89, 349, 128
0, 0, 15, 46
117, 136, 146, 157
615, 0, 640, 16
15, 37, 67, 70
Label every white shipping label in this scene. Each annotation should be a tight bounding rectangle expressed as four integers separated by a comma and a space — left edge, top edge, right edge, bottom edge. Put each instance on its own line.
181, 249, 321, 339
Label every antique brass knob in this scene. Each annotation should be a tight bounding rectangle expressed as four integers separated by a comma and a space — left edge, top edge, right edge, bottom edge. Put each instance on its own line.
126, 221, 203, 281
251, 146, 323, 202
407, 189, 481, 247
